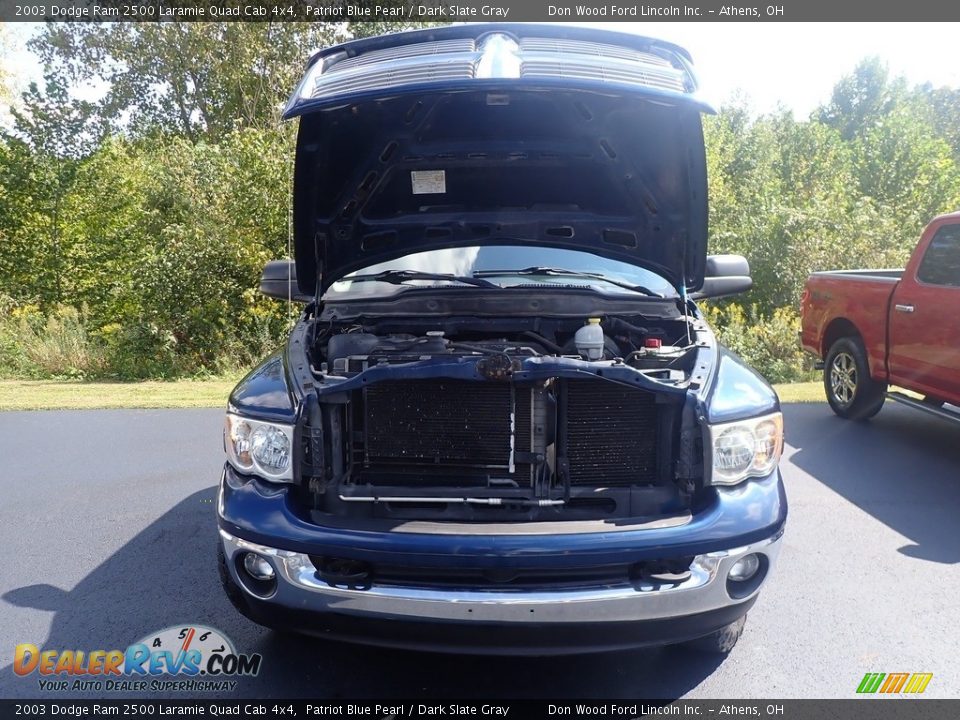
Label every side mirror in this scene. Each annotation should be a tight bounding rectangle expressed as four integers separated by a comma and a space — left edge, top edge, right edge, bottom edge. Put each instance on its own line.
260, 260, 312, 302
692, 254, 752, 299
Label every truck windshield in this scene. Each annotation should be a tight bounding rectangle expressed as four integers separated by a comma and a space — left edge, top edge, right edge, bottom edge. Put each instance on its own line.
325, 246, 677, 299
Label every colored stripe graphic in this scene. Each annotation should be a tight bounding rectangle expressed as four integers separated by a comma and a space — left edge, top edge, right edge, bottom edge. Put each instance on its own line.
880, 673, 909, 693
904, 673, 933, 694
857, 673, 885, 693
903, 674, 921, 694
857, 672, 932, 694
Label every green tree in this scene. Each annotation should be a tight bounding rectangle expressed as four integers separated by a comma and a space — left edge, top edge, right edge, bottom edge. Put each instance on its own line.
3, 79, 102, 307
29, 20, 443, 141
706, 102, 908, 312
0, 25, 14, 110
852, 99, 960, 244
818, 57, 907, 141
922, 85, 960, 158
29, 23, 346, 140
0, 137, 43, 304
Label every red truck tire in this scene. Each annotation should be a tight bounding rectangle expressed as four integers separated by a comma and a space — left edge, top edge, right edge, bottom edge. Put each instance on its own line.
824, 337, 887, 420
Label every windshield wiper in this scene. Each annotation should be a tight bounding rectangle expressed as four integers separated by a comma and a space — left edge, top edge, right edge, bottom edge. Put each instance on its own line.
347, 270, 501, 289
474, 267, 665, 297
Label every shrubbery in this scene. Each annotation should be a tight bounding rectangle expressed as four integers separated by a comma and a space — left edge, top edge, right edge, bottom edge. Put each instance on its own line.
701, 303, 815, 384
0, 130, 294, 379
0, 299, 107, 379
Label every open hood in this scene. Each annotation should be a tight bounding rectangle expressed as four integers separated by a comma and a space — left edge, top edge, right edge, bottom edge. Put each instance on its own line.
286, 24, 712, 296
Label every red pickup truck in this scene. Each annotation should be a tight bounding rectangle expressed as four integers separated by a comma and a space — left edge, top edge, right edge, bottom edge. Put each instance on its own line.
801, 212, 960, 421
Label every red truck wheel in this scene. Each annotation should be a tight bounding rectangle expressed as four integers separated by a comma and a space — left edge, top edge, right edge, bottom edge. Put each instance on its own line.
824, 337, 887, 420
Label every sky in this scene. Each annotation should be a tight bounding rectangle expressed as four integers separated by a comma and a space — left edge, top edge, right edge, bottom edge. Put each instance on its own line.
601, 22, 960, 115
2, 22, 960, 120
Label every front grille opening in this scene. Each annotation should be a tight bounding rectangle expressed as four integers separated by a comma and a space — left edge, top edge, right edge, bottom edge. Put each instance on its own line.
369, 563, 635, 590
352, 380, 533, 487
630, 556, 696, 585
305, 555, 697, 592
341, 377, 668, 515
562, 379, 659, 486
309, 555, 373, 590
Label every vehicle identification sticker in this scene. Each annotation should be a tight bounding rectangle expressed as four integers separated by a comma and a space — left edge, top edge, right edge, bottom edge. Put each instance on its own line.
411, 169, 446, 195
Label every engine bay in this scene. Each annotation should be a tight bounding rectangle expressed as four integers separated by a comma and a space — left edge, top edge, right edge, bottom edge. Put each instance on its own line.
297, 312, 708, 522
318, 315, 700, 379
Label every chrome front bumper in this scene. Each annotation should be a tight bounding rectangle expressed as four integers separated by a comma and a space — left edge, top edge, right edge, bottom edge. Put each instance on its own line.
219, 527, 783, 625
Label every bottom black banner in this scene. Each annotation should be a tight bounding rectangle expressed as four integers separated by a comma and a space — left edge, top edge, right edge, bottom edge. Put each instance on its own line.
0, 700, 956, 720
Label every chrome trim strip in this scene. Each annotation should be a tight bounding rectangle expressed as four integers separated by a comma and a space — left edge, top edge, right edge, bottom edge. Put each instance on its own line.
220, 528, 783, 624
303, 34, 692, 103
338, 495, 566, 507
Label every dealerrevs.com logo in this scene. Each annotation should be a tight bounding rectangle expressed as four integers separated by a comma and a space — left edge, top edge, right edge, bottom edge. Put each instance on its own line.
13, 625, 262, 692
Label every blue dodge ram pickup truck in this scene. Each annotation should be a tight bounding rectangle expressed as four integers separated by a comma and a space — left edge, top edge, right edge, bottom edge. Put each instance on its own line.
217, 24, 787, 655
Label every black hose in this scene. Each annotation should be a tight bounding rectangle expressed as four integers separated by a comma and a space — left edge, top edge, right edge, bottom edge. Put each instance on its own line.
605, 318, 648, 335
450, 342, 540, 356
521, 331, 564, 354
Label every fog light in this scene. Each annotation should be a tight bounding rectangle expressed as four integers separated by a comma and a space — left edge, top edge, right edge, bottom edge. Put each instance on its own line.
243, 552, 276, 581
729, 553, 761, 582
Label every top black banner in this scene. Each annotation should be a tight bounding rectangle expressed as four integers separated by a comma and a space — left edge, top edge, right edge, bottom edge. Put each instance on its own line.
1, 700, 959, 720
2, 0, 959, 23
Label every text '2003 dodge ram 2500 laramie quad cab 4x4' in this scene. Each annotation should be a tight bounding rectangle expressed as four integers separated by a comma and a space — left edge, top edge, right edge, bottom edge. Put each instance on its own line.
801, 213, 960, 422
217, 24, 787, 655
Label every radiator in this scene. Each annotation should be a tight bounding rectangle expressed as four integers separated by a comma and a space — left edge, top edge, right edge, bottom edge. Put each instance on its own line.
563, 379, 659, 486
361, 380, 532, 480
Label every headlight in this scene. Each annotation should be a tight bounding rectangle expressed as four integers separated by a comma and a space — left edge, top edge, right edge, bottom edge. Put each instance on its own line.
224, 414, 294, 482
707, 412, 783, 485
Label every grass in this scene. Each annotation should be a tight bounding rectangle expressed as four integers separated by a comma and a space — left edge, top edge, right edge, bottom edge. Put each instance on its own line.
0, 376, 830, 411
0, 378, 240, 411
773, 381, 825, 403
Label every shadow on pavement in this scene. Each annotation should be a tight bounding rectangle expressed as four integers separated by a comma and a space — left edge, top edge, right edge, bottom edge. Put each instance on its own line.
784, 402, 960, 564
2, 489, 725, 699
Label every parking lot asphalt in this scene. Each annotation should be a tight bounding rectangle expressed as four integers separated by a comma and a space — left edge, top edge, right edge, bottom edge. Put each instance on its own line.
1, 401, 958, 699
